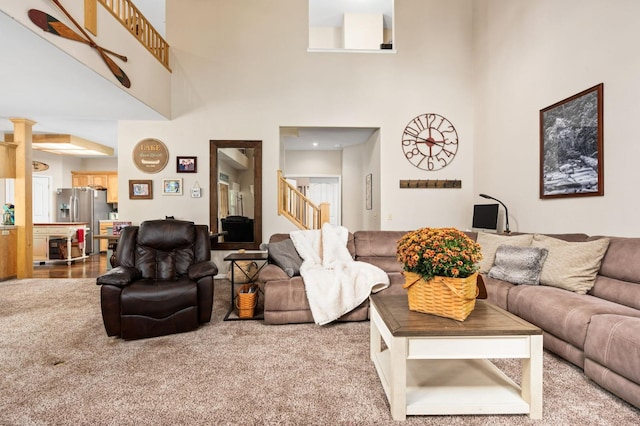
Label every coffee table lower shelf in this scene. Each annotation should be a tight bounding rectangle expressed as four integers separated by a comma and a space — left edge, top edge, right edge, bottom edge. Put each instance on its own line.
372, 351, 531, 416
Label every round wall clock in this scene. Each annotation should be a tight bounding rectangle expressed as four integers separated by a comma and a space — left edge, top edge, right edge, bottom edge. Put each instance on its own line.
402, 113, 459, 171
132, 138, 169, 173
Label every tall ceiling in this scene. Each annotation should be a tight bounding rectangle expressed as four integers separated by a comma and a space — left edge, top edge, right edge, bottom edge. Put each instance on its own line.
0, 1, 388, 157
0, 2, 167, 158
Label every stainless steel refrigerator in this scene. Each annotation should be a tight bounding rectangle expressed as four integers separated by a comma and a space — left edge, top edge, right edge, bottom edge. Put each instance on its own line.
56, 187, 112, 254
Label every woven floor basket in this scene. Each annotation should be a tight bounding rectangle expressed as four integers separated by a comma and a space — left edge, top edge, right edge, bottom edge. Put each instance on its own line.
235, 284, 259, 318
402, 272, 479, 321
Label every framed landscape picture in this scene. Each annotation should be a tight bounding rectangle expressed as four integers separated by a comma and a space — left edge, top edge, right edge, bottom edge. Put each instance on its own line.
129, 180, 152, 199
177, 156, 197, 173
162, 178, 183, 195
540, 83, 603, 199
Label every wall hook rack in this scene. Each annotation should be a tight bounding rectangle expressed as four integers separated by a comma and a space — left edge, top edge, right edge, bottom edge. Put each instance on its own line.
399, 179, 462, 189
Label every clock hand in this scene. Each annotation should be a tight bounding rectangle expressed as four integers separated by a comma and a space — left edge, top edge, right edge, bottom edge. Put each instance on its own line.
50, 0, 131, 88
28, 9, 128, 62
415, 137, 445, 146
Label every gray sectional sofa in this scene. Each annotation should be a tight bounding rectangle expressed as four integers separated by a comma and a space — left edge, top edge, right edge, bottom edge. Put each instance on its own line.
258, 230, 640, 409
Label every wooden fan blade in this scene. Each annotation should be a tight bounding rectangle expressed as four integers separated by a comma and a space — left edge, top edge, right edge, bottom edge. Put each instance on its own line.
97, 46, 131, 88
28, 8, 127, 62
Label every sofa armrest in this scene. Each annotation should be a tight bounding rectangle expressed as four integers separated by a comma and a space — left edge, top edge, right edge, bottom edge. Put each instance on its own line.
96, 266, 141, 287
189, 260, 218, 281
259, 264, 290, 282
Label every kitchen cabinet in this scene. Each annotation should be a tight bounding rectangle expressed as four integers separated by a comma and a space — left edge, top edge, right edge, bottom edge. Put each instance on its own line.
72, 174, 90, 187
0, 227, 17, 280
99, 220, 113, 252
33, 234, 48, 261
107, 174, 118, 203
72, 171, 118, 203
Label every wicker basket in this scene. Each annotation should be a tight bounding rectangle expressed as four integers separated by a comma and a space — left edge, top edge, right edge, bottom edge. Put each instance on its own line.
235, 284, 259, 318
402, 272, 479, 321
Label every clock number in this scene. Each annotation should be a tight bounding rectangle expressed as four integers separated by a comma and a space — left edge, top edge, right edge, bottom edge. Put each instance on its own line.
403, 126, 420, 139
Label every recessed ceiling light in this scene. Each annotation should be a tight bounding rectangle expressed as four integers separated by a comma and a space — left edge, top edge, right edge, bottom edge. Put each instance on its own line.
312, 142, 318, 147
334, 144, 341, 148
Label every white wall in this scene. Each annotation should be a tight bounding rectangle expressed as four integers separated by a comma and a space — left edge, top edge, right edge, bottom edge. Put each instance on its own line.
118, 0, 476, 240
473, 0, 640, 236
1, 0, 171, 118
285, 150, 342, 175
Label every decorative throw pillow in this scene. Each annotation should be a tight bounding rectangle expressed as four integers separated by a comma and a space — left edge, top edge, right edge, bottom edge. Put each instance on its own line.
475, 232, 534, 274
264, 238, 303, 277
488, 245, 549, 285
531, 234, 610, 294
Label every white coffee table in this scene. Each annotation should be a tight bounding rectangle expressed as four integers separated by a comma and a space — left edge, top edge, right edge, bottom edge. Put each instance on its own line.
370, 294, 543, 421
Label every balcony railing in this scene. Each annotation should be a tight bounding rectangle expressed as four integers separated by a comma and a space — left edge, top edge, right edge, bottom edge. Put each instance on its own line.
97, 0, 170, 70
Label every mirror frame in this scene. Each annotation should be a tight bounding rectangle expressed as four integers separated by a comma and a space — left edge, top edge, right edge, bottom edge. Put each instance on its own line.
209, 140, 262, 250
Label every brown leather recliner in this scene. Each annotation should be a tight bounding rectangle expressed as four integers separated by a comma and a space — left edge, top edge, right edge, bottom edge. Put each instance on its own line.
96, 220, 218, 340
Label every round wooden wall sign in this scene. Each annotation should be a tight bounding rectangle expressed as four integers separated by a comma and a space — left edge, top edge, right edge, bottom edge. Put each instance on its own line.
132, 138, 169, 173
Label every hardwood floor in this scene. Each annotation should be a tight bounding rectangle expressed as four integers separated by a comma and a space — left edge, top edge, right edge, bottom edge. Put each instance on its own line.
32, 253, 108, 279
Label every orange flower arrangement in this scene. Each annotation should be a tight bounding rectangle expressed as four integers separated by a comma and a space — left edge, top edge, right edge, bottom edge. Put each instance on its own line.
396, 227, 482, 281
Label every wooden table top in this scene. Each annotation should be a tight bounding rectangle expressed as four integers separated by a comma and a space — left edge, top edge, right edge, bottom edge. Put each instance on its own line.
370, 293, 541, 337
94, 234, 120, 240
224, 251, 268, 262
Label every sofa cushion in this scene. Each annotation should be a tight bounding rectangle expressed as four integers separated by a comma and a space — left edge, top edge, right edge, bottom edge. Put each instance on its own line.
532, 234, 610, 294
354, 231, 406, 273
475, 232, 533, 274
591, 236, 640, 310
584, 314, 640, 385
264, 238, 303, 277
508, 285, 640, 350
488, 245, 548, 285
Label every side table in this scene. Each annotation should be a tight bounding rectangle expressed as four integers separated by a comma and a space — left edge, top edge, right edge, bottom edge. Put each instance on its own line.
223, 251, 268, 320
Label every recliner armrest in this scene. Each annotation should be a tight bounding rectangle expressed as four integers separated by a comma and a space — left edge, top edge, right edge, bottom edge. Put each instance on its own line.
96, 266, 141, 287
188, 260, 218, 281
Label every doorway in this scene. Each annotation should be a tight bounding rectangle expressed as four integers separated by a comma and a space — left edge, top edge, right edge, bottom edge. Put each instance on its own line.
3, 175, 51, 223
288, 175, 341, 226
33, 175, 51, 223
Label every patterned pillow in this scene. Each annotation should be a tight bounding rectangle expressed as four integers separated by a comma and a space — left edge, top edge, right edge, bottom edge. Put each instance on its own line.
488, 245, 549, 285
475, 232, 534, 274
531, 234, 610, 294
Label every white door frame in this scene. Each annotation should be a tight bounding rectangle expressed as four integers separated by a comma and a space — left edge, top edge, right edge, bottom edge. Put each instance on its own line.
286, 174, 342, 226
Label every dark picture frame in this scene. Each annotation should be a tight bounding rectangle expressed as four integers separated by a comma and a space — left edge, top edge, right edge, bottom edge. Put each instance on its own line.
540, 83, 603, 199
177, 156, 197, 173
129, 180, 153, 199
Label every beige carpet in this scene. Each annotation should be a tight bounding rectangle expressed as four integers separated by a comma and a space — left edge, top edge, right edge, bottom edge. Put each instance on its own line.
0, 278, 638, 425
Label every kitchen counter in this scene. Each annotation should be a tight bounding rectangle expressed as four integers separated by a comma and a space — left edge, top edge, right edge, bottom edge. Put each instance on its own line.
35, 222, 89, 226
33, 223, 89, 264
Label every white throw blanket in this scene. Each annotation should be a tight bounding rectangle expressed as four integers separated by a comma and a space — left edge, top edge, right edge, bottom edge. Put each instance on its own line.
290, 223, 390, 325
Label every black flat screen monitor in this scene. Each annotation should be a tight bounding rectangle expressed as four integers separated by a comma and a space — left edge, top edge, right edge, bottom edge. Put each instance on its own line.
472, 203, 499, 230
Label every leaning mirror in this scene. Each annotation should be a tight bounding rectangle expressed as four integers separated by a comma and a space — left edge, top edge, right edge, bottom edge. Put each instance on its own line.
209, 140, 262, 250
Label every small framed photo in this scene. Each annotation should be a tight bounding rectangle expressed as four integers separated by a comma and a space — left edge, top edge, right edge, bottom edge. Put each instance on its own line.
129, 180, 153, 199
177, 156, 197, 173
162, 178, 183, 195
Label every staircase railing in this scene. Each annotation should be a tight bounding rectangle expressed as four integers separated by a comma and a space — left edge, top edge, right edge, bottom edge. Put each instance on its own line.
278, 170, 330, 230
97, 0, 170, 70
